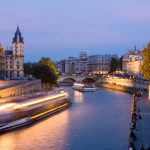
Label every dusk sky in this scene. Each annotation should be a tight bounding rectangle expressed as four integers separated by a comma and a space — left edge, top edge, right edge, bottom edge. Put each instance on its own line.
0, 0, 150, 62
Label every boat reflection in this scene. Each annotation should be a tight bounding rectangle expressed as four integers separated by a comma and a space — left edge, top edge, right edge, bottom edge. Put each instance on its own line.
74, 90, 84, 104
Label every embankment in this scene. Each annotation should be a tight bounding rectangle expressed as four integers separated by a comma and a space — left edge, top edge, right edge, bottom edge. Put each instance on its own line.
97, 82, 134, 94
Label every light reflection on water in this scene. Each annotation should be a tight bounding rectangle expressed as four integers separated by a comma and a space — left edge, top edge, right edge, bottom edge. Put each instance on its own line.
0, 87, 131, 150
74, 90, 84, 104
0, 110, 70, 150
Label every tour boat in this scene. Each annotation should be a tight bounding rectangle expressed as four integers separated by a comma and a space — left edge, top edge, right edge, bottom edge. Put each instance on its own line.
72, 82, 97, 92
0, 90, 71, 133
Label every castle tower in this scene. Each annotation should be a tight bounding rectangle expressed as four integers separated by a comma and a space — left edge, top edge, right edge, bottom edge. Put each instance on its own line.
11, 26, 24, 79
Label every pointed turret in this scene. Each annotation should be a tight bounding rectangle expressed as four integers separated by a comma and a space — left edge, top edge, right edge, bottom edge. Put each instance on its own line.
12, 26, 24, 43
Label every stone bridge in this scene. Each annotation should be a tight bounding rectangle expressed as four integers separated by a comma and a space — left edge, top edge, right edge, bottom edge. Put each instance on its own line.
58, 75, 97, 84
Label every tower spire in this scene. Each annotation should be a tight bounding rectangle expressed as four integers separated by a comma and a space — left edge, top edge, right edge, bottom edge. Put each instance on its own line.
12, 26, 24, 43
16, 26, 20, 33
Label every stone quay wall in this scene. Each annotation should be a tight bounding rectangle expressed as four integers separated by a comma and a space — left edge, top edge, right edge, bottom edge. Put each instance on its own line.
0, 80, 42, 98
97, 82, 134, 93
97, 77, 149, 91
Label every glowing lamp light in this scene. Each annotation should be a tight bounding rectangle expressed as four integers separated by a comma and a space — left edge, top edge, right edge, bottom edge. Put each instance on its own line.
73, 83, 84, 87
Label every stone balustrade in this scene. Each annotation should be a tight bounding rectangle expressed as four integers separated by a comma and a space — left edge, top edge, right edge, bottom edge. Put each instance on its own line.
0, 79, 42, 98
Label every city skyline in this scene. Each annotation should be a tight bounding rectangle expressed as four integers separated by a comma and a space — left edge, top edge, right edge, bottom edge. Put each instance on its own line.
0, 0, 150, 62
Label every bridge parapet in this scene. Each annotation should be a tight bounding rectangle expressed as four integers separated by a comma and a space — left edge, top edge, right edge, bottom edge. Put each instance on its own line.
58, 75, 96, 82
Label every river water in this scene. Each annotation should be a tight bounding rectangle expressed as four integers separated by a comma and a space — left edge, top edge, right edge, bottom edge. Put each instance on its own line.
0, 87, 131, 150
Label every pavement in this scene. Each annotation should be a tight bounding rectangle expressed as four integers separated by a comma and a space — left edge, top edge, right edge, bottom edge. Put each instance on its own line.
135, 92, 150, 150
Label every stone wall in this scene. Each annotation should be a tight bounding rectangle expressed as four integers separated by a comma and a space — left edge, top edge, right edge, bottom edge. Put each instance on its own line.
97, 82, 134, 93
0, 79, 42, 98
98, 77, 149, 91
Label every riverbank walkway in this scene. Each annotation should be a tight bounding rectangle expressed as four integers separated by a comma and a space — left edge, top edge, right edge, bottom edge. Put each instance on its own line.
135, 92, 150, 150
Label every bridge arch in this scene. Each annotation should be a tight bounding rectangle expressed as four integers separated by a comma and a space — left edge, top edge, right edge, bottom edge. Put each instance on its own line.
62, 78, 76, 82
58, 75, 96, 85
82, 77, 96, 83
59, 78, 76, 86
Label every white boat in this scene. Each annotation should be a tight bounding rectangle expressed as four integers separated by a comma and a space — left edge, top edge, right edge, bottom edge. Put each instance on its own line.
72, 82, 97, 92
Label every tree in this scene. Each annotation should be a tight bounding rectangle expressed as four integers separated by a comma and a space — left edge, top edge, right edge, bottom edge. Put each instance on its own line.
141, 42, 150, 79
118, 56, 123, 71
24, 62, 36, 75
110, 57, 119, 73
32, 58, 58, 85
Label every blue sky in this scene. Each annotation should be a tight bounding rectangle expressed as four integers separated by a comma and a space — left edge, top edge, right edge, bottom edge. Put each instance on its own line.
0, 0, 150, 62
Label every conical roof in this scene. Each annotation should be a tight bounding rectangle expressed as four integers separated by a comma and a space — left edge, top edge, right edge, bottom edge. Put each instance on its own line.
12, 26, 24, 43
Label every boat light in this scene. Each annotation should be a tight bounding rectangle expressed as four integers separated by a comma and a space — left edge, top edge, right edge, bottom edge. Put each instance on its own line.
0, 103, 16, 111
13, 93, 69, 110
73, 83, 84, 87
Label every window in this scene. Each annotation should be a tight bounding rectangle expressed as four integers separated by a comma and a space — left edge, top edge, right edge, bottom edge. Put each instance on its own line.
10, 65, 13, 69
17, 71, 19, 77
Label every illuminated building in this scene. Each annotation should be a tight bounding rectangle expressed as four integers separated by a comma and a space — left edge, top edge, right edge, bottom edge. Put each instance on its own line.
56, 52, 117, 75
5, 26, 24, 79
122, 48, 143, 76
0, 44, 6, 78
87, 54, 118, 74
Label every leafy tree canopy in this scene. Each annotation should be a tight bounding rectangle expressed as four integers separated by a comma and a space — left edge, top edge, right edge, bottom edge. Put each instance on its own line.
24, 62, 36, 75
24, 57, 58, 85
118, 56, 123, 70
110, 57, 119, 73
32, 64, 58, 84
39, 57, 56, 71
141, 42, 150, 79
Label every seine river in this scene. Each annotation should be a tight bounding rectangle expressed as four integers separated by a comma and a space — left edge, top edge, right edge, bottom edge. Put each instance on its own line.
0, 87, 131, 150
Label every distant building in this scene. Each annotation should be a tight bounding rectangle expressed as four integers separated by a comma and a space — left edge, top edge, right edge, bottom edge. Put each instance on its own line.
79, 51, 87, 59
56, 53, 88, 75
57, 52, 117, 75
75, 58, 88, 74
59, 57, 76, 75
87, 54, 118, 74
0, 27, 24, 79
0, 44, 6, 78
5, 27, 24, 79
75, 52, 88, 74
122, 48, 143, 76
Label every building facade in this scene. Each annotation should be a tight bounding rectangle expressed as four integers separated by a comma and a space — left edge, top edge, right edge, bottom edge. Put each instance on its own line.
75, 52, 88, 74
5, 27, 24, 79
60, 57, 76, 75
0, 27, 24, 79
122, 48, 143, 76
87, 54, 118, 74
56, 52, 117, 75
0, 44, 6, 78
